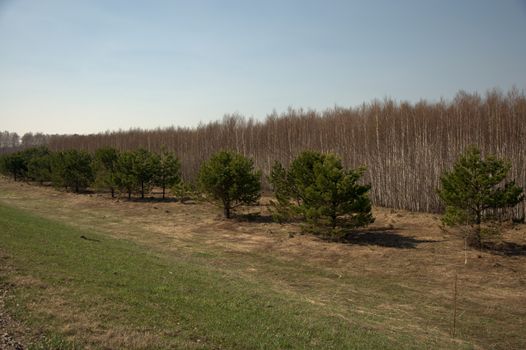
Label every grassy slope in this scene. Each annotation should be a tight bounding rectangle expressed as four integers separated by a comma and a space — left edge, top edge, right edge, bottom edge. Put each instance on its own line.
0, 202, 458, 350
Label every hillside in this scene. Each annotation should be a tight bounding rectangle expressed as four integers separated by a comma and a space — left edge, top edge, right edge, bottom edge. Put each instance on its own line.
1, 178, 525, 349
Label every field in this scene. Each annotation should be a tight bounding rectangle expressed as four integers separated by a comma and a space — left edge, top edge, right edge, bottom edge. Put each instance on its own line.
0, 177, 525, 349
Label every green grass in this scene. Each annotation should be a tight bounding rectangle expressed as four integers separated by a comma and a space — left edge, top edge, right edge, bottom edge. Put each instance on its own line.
0, 202, 455, 350
0, 205, 390, 349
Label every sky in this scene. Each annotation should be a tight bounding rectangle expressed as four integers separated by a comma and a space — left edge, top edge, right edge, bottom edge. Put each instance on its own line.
1, 0, 525, 135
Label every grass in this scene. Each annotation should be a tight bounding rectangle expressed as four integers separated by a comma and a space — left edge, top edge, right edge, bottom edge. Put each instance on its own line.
1, 202, 436, 349
1, 178, 524, 349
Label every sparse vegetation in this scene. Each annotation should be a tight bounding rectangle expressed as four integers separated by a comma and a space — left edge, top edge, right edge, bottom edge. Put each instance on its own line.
172, 180, 199, 203
1, 178, 525, 349
0, 203, 400, 349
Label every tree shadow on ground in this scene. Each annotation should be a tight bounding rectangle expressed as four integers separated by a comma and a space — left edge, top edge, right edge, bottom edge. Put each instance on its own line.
127, 197, 181, 203
128, 197, 179, 203
341, 229, 439, 249
231, 212, 274, 224
483, 241, 526, 257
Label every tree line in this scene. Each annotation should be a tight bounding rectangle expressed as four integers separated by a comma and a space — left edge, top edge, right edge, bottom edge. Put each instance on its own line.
0, 131, 52, 154
0, 146, 376, 237
35, 89, 526, 219
1, 146, 523, 247
0, 147, 181, 199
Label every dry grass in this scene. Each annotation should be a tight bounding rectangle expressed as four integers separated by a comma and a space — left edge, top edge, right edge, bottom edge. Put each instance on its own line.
1, 177, 525, 349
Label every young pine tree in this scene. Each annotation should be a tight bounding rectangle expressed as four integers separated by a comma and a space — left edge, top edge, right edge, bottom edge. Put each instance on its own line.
28, 152, 53, 185
1, 152, 26, 181
154, 150, 181, 199
198, 150, 261, 218
305, 155, 374, 231
268, 151, 324, 221
93, 147, 119, 198
438, 146, 523, 248
269, 151, 374, 236
115, 151, 138, 199
19, 147, 50, 182
132, 149, 157, 199
51, 150, 94, 193
268, 161, 295, 222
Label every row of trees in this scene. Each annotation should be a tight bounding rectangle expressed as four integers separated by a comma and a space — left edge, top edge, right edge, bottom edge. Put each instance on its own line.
0, 147, 181, 199
1, 145, 523, 246
0, 146, 375, 235
0, 131, 51, 154
198, 150, 375, 233
0, 131, 21, 149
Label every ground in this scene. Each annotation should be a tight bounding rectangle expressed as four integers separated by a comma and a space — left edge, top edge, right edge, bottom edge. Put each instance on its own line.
0, 177, 525, 349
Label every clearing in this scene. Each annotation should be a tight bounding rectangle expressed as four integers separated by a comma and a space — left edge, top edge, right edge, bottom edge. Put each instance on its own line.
0, 178, 525, 349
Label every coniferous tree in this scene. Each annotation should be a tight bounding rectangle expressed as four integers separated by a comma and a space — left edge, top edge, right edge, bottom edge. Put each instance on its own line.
132, 148, 157, 199
1, 147, 52, 182
93, 147, 119, 198
198, 150, 261, 218
270, 151, 374, 236
154, 150, 181, 199
27, 148, 53, 185
269, 151, 325, 221
115, 151, 138, 199
268, 161, 295, 222
1, 152, 26, 181
304, 154, 374, 230
288, 151, 325, 209
172, 181, 198, 203
438, 146, 524, 247
51, 150, 94, 193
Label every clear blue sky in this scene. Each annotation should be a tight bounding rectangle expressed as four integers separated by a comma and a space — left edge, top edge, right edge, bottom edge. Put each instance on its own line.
1, 0, 525, 135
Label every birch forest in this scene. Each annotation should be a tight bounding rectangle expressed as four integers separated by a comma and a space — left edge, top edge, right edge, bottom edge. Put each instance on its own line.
23, 89, 526, 216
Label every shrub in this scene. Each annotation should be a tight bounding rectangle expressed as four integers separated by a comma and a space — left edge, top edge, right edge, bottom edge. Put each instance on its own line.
132, 149, 157, 199
92, 147, 119, 197
28, 152, 53, 184
154, 150, 181, 199
172, 181, 198, 203
51, 150, 94, 193
268, 161, 296, 222
1, 152, 26, 181
198, 151, 261, 218
115, 151, 138, 199
270, 151, 374, 236
305, 155, 374, 230
269, 151, 325, 222
437, 146, 524, 248
114, 149, 158, 199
